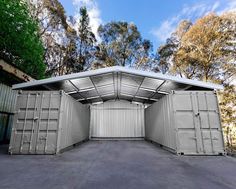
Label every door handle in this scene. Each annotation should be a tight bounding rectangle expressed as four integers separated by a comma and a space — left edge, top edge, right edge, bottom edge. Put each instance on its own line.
33, 117, 39, 121
195, 113, 200, 117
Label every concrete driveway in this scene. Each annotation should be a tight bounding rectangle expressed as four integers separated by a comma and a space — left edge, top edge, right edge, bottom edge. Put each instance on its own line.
0, 140, 236, 189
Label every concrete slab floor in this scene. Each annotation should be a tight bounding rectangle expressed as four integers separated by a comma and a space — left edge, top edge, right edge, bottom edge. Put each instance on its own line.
0, 140, 236, 189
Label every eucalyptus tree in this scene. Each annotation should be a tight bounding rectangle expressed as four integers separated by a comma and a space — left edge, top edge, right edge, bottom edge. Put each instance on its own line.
97, 21, 152, 68
76, 7, 96, 71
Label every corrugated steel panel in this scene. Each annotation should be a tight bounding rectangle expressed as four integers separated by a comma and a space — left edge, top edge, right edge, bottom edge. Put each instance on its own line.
0, 83, 17, 113
145, 91, 225, 155
12, 66, 223, 105
90, 100, 145, 138
145, 95, 176, 151
59, 93, 90, 150
9, 91, 90, 154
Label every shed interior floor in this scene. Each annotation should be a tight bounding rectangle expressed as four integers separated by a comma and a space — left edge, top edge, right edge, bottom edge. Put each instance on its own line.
0, 141, 236, 189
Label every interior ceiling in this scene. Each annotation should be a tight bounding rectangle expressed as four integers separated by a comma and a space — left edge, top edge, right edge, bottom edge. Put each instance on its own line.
13, 66, 221, 105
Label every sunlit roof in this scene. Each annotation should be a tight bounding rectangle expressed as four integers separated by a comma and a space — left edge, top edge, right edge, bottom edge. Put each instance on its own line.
13, 66, 223, 104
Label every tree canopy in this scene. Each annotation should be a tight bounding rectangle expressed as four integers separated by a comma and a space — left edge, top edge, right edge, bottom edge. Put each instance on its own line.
0, 0, 45, 79
158, 13, 236, 84
96, 22, 152, 68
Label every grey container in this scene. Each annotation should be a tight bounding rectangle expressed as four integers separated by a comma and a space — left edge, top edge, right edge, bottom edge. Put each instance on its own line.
145, 91, 225, 155
9, 91, 90, 154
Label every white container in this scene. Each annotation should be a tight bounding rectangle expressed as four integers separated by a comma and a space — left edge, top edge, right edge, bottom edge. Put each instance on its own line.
90, 100, 145, 138
9, 91, 90, 154
145, 91, 225, 155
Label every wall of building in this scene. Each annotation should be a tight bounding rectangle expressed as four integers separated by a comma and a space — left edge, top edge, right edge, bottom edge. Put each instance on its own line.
90, 100, 145, 138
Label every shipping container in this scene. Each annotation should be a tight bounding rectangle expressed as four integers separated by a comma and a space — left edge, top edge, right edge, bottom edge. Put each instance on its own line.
9, 91, 90, 154
145, 91, 225, 155
90, 100, 145, 138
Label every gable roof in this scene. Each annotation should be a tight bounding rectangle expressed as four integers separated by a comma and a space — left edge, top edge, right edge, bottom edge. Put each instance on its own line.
13, 66, 223, 104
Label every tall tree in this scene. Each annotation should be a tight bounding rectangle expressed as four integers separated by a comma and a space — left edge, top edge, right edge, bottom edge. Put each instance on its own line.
96, 21, 152, 68
28, 2, 96, 75
173, 13, 235, 82
0, 0, 45, 79
76, 7, 96, 72
157, 20, 192, 74
27, 0, 77, 76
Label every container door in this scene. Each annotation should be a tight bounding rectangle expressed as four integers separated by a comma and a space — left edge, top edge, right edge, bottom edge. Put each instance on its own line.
173, 92, 203, 154
10, 92, 41, 154
196, 92, 224, 154
9, 91, 61, 154
34, 92, 61, 154
173, 91, 224, 155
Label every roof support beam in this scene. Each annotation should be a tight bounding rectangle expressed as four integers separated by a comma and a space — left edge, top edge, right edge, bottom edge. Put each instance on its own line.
131, 76, 145, 102
68, 80, 89, 103
89, 76, 103, 102
145, 80, 167, 103
76, 92, 115, 102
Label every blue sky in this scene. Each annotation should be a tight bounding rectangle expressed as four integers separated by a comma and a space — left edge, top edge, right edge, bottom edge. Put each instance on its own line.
59, 0, 236, 50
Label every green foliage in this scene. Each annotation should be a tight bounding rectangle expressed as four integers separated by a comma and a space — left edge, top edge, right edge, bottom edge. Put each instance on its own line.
96, 21, 152, 68
0, 0, 45, 79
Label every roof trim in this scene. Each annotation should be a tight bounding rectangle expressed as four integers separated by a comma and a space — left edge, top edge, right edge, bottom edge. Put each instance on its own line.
12, 66, 223, 90
0, 59, 34, 82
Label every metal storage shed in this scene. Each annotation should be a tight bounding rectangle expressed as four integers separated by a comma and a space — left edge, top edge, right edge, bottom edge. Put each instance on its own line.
9, 66, 225, 155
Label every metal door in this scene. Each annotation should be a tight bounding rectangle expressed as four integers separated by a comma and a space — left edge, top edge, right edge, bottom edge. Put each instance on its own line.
9, 91, 61, 154
173, 91, 224, 155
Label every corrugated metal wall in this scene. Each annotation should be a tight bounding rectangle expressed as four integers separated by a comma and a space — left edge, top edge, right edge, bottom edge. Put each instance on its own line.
59, 93, 90, 150
90, 100, 145, 138
145, 95, 176, 151
0, 83, 17, 113
0, 83, 17, 143
9, 91, 90, 154
145, 91, 225, 155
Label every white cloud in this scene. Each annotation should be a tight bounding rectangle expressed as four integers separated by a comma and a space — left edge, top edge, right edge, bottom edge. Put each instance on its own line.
151, 0, 236, 43
72, 0, 102, 39
150, 17, 179, 42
